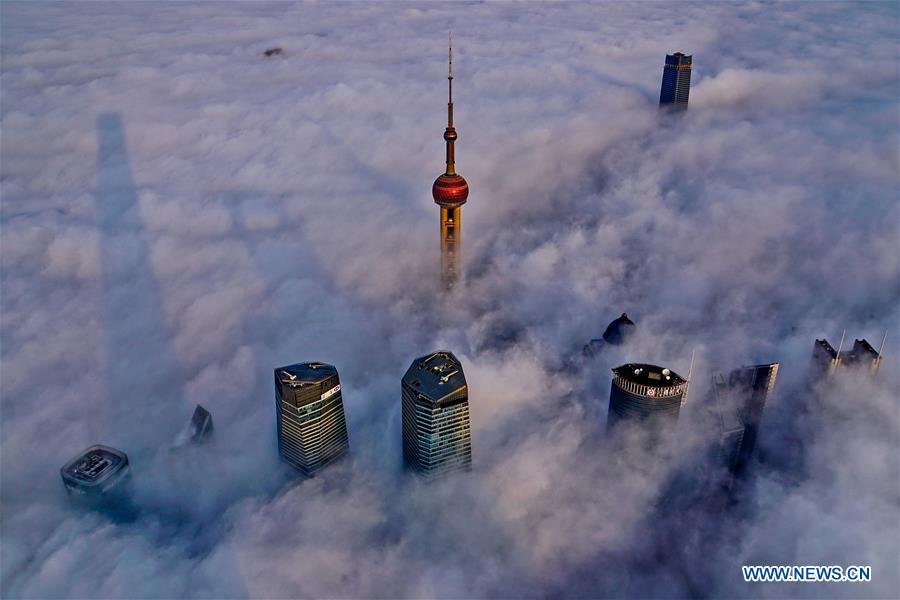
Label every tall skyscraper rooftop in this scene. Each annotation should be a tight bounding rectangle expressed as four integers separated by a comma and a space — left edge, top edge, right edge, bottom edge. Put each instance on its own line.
274, 362, 350, 476
659, 52, 692, 109
810, 335, 884, 378
190, 404, 214, 443
61, 444, 132, 501
602, 312, 636, 346
401, 350, 472, 478
607, 363, 688, 435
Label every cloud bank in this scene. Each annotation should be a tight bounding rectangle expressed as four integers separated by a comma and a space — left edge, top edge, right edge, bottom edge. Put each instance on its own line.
1, 1, 898, 598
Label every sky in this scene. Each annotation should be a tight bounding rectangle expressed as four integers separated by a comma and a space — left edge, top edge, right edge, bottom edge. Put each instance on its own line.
1, 1, 898, 598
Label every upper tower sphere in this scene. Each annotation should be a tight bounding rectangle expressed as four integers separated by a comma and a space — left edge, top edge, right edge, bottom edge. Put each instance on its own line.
433, 172, 469, 206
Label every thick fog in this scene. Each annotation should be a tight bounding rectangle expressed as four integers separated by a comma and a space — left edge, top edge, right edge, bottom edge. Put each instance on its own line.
1, 2, 898, 598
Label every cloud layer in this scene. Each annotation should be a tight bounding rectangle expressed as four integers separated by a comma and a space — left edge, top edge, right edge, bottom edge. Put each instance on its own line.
2, 2, 898, 598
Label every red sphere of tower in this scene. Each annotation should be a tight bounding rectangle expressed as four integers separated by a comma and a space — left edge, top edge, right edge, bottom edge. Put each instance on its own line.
433, 172, 468, 206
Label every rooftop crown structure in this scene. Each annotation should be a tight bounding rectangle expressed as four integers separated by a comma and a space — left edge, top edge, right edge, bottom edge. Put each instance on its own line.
401, 351, 472, 478
433, 33, 469, 289
274, 362, 350, 476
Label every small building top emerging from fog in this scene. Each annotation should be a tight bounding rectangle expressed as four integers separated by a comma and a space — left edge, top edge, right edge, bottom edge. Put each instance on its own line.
402, 351, 467, 404
60, 445, 129, 488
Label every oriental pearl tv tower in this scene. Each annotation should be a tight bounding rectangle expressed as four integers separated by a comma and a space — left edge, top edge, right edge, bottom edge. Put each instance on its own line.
432, 34, 469, 289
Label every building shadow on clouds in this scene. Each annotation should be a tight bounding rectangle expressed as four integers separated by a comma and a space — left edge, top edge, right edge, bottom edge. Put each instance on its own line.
95, 114, 251, 593
95, 112, 185, 452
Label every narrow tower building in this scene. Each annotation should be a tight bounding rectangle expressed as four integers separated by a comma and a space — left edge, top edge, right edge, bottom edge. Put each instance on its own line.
433, 34, 469, 289
659, 52, 692, 109
402, 351, 472, 478
710, 363, 778, 477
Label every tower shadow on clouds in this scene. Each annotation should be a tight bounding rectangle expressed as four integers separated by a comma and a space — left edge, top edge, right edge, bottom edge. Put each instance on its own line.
95, 113, 185, 460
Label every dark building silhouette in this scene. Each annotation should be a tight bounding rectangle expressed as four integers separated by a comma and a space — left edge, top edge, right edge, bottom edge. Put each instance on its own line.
274, 362, 350, 476
840, 339, 883, 374
713, 381, 745, 488
607, 363, 688, 435
190, 405, 214, 443
402, 351, 472, 478
811, 338, 841, 377
61, 445, 132, 503
602, 312, 636, 346
583, 312, 636, 357
712, 363, 779, 476
659, 52, 692, 109
810, 335, 884, 378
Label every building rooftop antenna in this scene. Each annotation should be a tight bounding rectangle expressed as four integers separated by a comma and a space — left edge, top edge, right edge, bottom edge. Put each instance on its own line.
681, 348, 696, 408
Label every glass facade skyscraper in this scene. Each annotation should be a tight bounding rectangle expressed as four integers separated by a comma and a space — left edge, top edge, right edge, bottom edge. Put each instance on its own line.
714, 384, 746, 482
607, 363, 688, 435
659, 52, 692, 109
712, 363, 779, 475
401, 351, 472, 478
274, 362, 350, 476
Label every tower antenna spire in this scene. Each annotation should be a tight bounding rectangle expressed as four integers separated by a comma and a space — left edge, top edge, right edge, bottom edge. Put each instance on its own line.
681, 348, 696, 408
449, 31, 453, 79
447, 31, 454, 127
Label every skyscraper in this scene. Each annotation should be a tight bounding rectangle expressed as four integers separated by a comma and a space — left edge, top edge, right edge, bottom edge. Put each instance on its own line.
583, 312, 636, 357
61, 444, 132, 503
274, 362, 350, 476
810, 335, 884, 378
432, 34, 469, 289
602, 312, 636, 346
189, 404, 214, 443
607, 363, 688, 434
712, 377, 746, 484
659, 52, 692, 109
401, 350, 472, 478
711, 363, 779, 476
811, 338, 841, 377
839, 339, 883, 375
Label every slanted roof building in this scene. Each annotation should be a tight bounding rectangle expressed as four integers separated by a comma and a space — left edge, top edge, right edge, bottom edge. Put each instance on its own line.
401, 350, 472, 478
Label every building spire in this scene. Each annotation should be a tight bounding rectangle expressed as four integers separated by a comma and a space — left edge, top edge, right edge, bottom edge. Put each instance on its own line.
444, 31, 456, 175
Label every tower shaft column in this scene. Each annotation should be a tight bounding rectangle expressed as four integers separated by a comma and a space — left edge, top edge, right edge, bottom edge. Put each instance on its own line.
440, 206, 461, 287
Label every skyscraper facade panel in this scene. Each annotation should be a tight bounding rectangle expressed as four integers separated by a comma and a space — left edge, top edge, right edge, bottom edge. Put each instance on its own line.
715, 363, 779, 475
401, 351, 472, 478
274, 362, 350, 476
